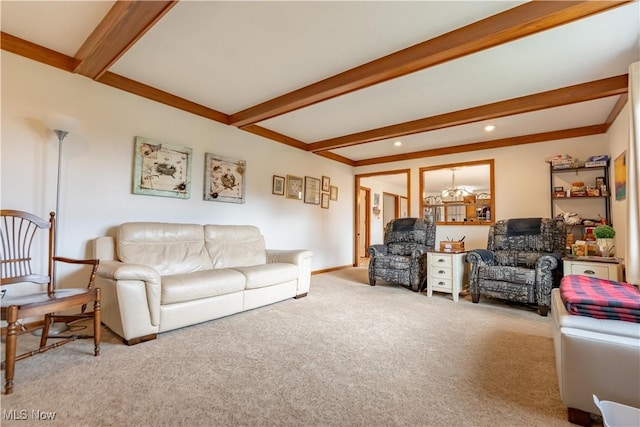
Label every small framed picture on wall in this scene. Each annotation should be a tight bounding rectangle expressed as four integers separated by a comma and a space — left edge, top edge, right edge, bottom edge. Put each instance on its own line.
272, 175, 285, 195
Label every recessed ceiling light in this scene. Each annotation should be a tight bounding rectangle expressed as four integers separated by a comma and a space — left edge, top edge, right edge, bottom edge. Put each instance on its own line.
394, 141, 402, 146
484, 125, 496, 132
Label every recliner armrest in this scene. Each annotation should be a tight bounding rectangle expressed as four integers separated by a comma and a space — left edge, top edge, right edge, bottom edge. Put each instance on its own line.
368, 244, 388, 257
535, 253, 559, 272
466, 249, 495, 265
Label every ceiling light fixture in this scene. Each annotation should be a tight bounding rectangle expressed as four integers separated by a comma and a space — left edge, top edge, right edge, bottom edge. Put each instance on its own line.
441, 168, 473, 198
484, 125, 496, 132
393, 140, 402, 147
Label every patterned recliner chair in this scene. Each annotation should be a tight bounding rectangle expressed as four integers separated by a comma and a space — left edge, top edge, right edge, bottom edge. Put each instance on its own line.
367, 218, 436, 292
466, 218, 567, 316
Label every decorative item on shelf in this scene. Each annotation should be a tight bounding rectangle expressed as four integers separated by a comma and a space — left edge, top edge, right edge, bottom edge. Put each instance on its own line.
593, 224, 616, 257
546, 154, 578, 169
560, 211, 582, 225
583, 226, 596, 241
565, 233, 574, 252
554, 186, 566, 197
570, 181, 587, 197
587, 186, 600, 197
572, 240, 588, 257
585, 154, 609, 168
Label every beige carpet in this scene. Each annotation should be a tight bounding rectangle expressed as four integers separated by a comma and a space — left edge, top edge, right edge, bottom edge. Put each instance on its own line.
2, 268, 575, 426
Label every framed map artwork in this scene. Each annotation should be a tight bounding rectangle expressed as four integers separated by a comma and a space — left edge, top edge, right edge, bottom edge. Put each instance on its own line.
133, 136, 192, 199
204, 153, 246, 203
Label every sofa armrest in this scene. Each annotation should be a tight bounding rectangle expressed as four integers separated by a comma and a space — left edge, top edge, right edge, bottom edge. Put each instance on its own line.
266, 249, 312, 265
97, 260, 161, 327
266, 249, 313, 296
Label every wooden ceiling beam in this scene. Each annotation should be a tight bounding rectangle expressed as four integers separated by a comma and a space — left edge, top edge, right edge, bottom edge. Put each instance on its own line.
353, 125, 607, 167
1, 32, 77, 72
309, 75, 628, 152
604, 94, 628, 131
229, 0, 631, 128
98, 72, 230, 124
74, 1, 178, 79
241, 125, 308, 151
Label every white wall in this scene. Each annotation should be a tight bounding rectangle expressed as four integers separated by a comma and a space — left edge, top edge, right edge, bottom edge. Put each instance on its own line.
607, 102, 630, 261
1, 52, 354, 275
355, 132, 625, 253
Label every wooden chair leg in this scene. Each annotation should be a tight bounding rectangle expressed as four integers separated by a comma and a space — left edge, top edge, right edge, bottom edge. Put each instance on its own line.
93, 289, 101, 356
39, 313, 51, 348
4, 305, 18, 395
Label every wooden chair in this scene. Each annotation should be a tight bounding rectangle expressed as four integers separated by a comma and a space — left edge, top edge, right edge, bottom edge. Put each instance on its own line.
1, 209, 101, 394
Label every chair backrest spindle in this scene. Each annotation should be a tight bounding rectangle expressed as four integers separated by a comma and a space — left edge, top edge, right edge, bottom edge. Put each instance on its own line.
1, 210, 53, 288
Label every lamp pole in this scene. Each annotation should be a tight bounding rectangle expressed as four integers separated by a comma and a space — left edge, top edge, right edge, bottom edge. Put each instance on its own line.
53, 129, 69, 254
38, 114, 77, 336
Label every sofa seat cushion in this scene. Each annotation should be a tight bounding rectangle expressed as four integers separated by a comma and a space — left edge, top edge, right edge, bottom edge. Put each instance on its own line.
161, 269, 246, 305
232, 263, 299, 290
478, 265, 535, 286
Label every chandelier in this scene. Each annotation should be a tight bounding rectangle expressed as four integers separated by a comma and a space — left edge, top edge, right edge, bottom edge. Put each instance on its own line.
441, 168, 473, 198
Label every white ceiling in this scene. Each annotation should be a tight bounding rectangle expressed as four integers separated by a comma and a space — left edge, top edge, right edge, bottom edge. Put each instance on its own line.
1, 0, 639, 166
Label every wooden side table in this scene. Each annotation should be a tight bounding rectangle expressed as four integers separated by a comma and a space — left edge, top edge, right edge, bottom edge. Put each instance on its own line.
426, 251, 468, 302
563, 256, 623, 281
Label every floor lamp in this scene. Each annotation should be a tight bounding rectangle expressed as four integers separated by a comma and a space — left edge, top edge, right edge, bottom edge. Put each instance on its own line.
35, 113, 79, 335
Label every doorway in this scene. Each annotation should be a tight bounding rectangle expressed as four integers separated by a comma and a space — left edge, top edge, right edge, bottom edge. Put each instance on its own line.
354, 169, 410, 266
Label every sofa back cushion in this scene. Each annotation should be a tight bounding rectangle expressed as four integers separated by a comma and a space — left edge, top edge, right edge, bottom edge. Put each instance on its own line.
118, 222, 212, 275
204, 225, 266, 268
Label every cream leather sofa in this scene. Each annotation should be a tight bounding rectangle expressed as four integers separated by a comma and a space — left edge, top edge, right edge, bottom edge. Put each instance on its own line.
93, 222, 312, 345
551, 288, 640, 426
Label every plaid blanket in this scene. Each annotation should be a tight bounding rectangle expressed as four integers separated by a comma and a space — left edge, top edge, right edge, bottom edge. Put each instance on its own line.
560, 275, 640, 323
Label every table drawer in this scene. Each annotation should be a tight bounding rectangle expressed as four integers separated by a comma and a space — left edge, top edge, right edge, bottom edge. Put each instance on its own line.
431, 267, 452, 280
430, 255, 452, 268
568, 263, 611, 279
431, 278, 453, 292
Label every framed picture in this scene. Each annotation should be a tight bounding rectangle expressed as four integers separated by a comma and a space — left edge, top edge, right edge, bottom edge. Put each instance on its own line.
272, 175, 285, 195
304, 176, 321, 204
614, 150, 626, 201
133, 136, 192, 199
204, 153, 246, 203
286, 175, 303, 200
330, 185, 338, 201
321, 192, 329, 209
322, 176, 330, 192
